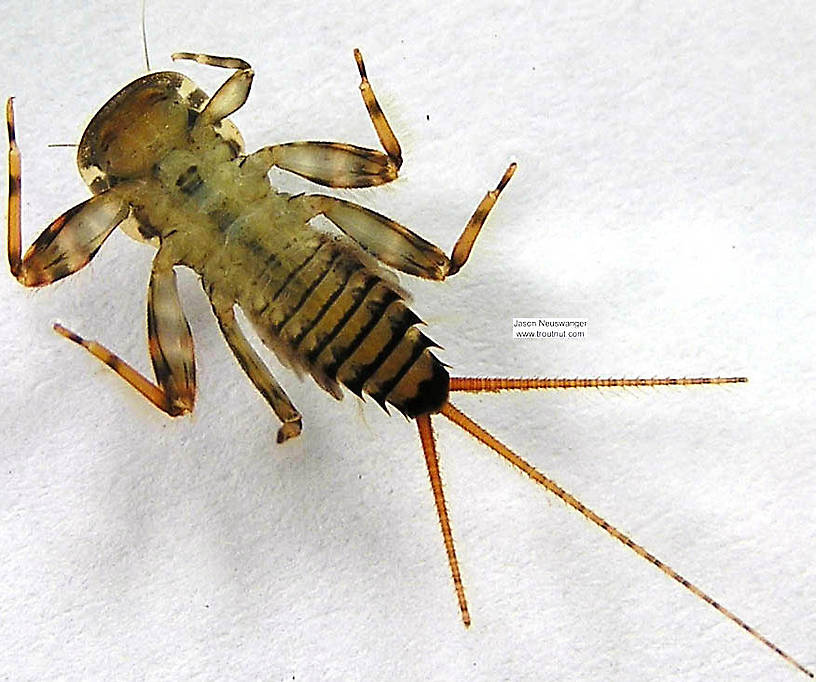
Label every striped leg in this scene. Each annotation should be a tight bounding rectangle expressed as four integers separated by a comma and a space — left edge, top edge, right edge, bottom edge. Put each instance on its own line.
55, 252, 196, 417
297, 163, 515, 281
244, 141, 399, 189
171, 53, 254, 129
6, 98, 128, 287
171, 53, 251, 70
211, 302, 303, 443
242, 50, 402, 189
353, 49, 402, 169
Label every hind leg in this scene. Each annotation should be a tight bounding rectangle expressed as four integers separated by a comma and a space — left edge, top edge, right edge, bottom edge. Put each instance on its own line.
210, 302, 303, 444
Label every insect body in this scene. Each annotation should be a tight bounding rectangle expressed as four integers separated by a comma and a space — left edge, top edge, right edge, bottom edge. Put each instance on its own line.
11, 52, 497, 441
6, 50, 812, 678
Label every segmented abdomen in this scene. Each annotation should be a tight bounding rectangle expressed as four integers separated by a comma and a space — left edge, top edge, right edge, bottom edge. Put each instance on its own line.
238, 228, 449, 418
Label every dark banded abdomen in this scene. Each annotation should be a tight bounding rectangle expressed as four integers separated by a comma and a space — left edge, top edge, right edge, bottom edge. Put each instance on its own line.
242, 234, 449, 418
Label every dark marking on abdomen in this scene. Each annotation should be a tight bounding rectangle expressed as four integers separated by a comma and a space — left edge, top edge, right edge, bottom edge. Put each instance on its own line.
241, 234, 450, 418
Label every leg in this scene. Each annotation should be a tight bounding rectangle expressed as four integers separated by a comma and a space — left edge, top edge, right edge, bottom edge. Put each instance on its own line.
242, 50, 401, 189
243, 142, 399, 189
171, 52, 253, 128
7, 99, 128, 287
353, 49, 401, 168
297, 163, 515, 280
171, 53, 250, 70
211, 302, 303, 443
55, 251, 196, 416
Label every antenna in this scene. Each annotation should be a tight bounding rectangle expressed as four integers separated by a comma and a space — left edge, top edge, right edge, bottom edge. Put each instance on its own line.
141, 0, 151, 72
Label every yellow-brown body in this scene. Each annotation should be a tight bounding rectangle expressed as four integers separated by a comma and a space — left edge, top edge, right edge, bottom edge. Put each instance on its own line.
151, 142, 448, 418
8, 48, 800, 679
62, 64, 455, 423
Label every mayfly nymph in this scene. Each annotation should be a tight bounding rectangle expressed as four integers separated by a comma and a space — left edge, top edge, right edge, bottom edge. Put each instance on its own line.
6, 48, 812, 678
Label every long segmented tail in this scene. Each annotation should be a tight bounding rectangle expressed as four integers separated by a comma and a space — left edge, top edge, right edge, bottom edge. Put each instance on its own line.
415, 375, 813, 679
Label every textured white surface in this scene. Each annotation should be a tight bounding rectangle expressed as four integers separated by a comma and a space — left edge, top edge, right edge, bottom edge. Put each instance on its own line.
1, 1, 815, 680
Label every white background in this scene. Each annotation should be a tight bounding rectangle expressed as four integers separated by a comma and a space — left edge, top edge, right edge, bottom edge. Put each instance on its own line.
1, 1, 814, 680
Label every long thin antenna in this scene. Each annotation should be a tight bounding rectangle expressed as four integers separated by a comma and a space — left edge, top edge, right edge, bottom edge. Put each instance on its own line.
141, 0, 151, 72
435, 399, 813, 678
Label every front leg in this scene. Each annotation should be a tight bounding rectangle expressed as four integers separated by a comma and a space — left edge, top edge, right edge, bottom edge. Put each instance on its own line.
7, 100, 128, 287
170, 52, 254, 128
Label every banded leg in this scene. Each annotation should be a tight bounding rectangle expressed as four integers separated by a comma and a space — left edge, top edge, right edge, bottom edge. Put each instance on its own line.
298, 163, 515, 280
437, 400, 812, 679
353, 49, 401, 169
242, 50, 402, 188
244, 141, 399, 189
171, 53, 251, 70
55, 252, 196, 416
171, 53, 254, 128
211, 302, 303, 443
7, 99, 128, 287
